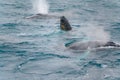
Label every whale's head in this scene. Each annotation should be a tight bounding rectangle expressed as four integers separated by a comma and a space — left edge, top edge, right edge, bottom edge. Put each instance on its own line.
60, 16, 72, 31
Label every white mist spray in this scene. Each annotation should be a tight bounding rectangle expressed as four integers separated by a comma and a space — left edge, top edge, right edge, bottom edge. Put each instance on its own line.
81, 24, 110, 42
32, 0, 49, 14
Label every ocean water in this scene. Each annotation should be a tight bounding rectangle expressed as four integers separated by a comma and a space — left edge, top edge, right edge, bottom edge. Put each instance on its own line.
0, 0, 120, 80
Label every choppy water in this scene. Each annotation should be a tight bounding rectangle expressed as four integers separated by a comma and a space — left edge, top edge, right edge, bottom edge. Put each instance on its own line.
0, 0, 120, 80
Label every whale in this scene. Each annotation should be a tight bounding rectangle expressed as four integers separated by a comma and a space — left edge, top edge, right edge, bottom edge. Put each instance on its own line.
66, 41, 120, 50
60, 16, 120, 50
60, 16, 72, 31
26, 13, 59, 19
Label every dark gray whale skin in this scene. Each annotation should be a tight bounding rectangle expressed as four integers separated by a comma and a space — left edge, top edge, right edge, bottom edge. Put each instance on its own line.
60, 16, 120, 50
60, 16, 72, 31
26, 13, 59, 19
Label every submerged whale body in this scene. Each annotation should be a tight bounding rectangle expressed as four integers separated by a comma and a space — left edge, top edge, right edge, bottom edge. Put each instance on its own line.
26, 13, 59, 19
60, 16, 120, 50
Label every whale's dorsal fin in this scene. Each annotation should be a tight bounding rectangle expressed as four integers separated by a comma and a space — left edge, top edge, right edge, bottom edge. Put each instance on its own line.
60, 16, 72, 31
104, 41, 120, 47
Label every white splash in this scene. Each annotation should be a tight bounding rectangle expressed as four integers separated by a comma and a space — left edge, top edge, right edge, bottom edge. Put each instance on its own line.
32, 0, 49, 14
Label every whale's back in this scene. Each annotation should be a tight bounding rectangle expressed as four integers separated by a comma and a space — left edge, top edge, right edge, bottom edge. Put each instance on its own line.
68, 41, 106, 50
